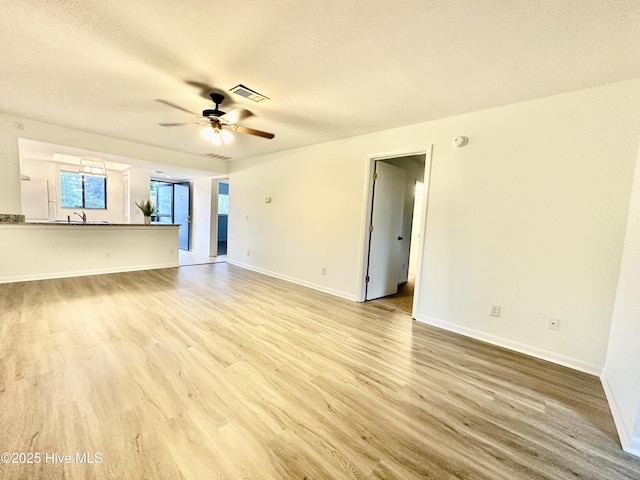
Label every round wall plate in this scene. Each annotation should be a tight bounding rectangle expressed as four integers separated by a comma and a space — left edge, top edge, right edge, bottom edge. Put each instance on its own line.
452, 136, 469, 147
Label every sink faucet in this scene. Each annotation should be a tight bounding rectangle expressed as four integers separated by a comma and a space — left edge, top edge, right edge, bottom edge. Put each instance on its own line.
74, 211, 87, 223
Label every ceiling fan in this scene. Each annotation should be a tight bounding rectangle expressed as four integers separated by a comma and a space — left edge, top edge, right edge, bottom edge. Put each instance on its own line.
155, 93, 275, 145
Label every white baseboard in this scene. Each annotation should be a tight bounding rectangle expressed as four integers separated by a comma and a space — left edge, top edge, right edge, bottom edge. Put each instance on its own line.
414, 313, 602, 376
601, 375, 631, 448
625, 436, 640, 457
227, 259, 357, 301
0, 262, 178, 284
601, 373, 640, 458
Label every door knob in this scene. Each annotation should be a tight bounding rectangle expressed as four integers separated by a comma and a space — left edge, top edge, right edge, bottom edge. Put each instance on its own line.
397, 236, 403, 240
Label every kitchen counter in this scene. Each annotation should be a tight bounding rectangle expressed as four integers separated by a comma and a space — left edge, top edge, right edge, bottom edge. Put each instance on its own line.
23, 221, 180, 226
0, 222, 179, 283
0, 213, 25, 224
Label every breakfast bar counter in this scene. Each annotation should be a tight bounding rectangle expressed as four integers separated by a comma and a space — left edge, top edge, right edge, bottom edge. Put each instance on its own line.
0, 221, 180, 283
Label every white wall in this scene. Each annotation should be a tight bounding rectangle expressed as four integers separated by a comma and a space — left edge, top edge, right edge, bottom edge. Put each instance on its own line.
128, 167, 152, 224
229, 141, 367, 299
602, 138, 640, 456
0, 117, 22, 213
228, 78, 640, 375
0, 112, 228, 215
416, 83, 640, 374
191, 177, 218, 256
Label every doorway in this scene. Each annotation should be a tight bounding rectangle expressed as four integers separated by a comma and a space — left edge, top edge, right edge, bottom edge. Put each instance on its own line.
217, 181, 229, 255
151, 180, 191, 251
360, 148, 432, 317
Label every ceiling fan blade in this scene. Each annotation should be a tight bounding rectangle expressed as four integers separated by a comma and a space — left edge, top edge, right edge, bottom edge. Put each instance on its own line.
220, 107, 254, 125
154, 99, 199, 116
157, 122, 202, 127
233, 125, 275, 139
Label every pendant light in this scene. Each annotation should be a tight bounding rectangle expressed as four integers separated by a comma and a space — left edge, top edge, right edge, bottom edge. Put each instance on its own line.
78, 159, 107, 177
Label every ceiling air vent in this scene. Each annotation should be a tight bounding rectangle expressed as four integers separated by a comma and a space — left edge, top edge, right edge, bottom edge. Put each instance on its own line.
202, 153, 232, 161
229, 84, 269, 102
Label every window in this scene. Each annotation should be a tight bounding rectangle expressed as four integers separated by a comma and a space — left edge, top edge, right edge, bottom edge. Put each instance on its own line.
150, 180, 173, 223
59, 171, 107, 209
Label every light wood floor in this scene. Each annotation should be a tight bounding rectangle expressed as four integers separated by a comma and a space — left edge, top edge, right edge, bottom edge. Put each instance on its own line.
178, 249, 226, 266
369, 276, 415, 315
1, 264, 639, 479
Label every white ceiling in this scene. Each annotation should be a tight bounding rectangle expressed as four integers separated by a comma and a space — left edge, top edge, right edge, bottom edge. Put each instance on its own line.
2, 1, 640, 166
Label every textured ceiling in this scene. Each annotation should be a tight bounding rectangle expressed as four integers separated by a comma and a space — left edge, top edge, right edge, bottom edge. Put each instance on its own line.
2, 0, 640, 164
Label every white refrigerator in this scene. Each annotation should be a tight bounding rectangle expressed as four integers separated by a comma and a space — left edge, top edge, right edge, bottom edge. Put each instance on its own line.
21, 178, 58, 221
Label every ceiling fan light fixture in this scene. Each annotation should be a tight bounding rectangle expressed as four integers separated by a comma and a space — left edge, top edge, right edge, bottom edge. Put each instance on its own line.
204, 126, 233, 146
210, 131, 222, 146
220, 129, 234, 144
159, 92, 274, 141
200, 126, 215, 140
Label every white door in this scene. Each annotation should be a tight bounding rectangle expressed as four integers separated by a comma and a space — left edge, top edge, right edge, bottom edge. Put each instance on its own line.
366, 161, 406, 300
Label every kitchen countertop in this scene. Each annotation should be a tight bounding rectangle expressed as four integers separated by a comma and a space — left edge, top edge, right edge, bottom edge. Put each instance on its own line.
2, 221, 180, 227
0, 214, 26, 224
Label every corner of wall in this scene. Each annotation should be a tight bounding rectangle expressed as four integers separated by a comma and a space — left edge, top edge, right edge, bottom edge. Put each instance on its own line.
625, 406, 640, 457
625, 434, 640, 457
0, 113, 22, 213
415, 314, 602, 376
601, 373, 633, 451
227, 259, 358, 302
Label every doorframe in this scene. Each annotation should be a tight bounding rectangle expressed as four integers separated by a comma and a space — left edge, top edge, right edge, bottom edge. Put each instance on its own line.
356, 146, 434, 318
152, 179, 192, 250
209, 175, 231, 257
174, 181, 191, 251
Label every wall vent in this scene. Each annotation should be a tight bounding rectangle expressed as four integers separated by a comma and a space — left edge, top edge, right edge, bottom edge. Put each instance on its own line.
229, 84, 269, 102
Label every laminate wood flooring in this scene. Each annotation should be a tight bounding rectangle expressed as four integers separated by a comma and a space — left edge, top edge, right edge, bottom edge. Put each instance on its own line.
178, 249, 226, 266
1, 264, 639, 479
369, 276, 415, 315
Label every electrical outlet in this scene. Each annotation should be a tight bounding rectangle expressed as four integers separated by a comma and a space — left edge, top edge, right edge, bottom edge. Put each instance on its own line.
321, 266, 327, 275
489, 304, 501, 317
547, 317, 560, 331
246, 250, 250, 256
170, 248, 175, 254
105, 251, 111, 259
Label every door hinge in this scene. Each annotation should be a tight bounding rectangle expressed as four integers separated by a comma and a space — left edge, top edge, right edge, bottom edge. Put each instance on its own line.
369, 225, 374, 233
372, 172, 378, 181
365, 276, 370, 283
